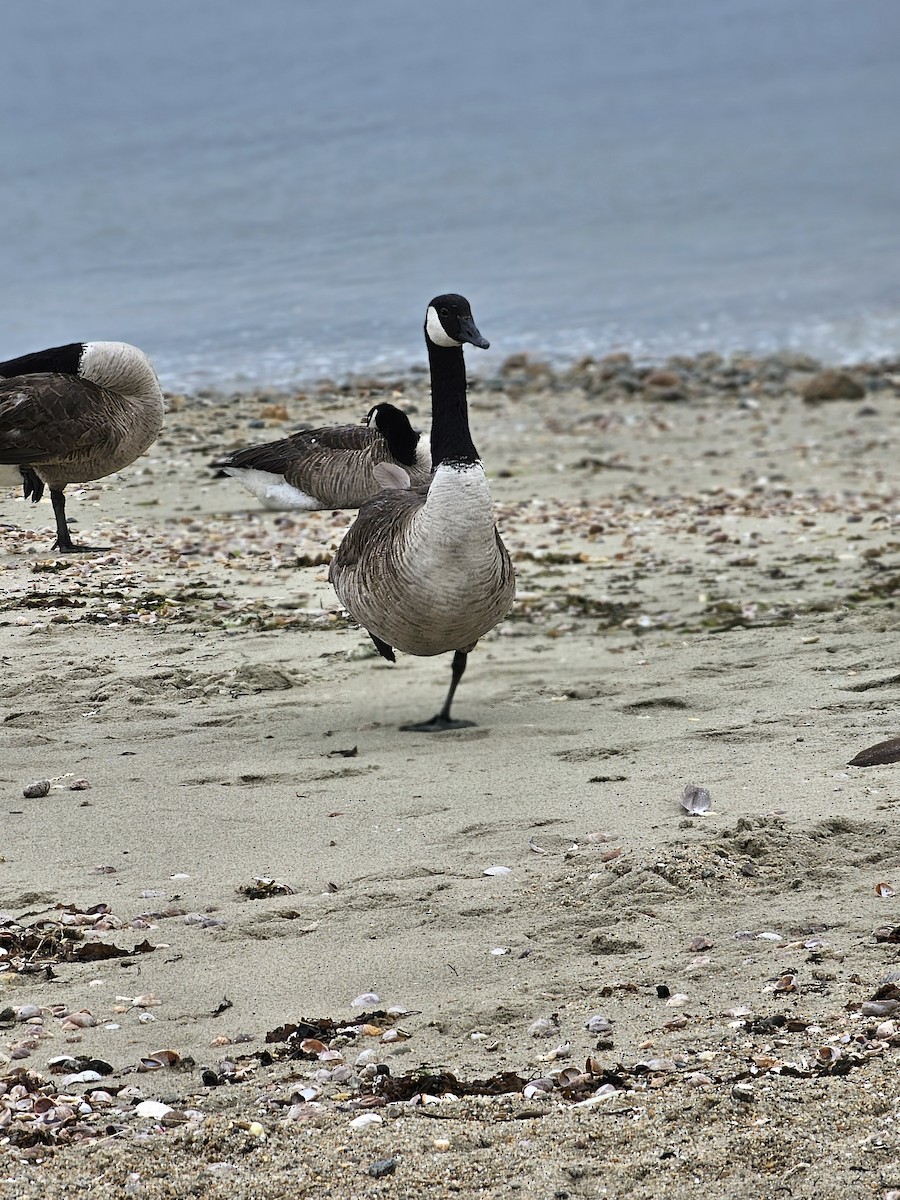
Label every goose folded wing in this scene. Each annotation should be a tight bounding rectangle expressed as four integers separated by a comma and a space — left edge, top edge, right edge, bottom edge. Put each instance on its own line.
213, 424, 376, 473
0, 375, 107, 464
329, 485, 428, 571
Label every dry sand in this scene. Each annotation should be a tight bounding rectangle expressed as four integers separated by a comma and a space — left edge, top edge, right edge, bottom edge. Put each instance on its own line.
2, 351, 900, 1198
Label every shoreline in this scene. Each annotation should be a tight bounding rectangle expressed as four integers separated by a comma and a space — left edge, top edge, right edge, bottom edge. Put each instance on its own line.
2, 351, 900, 1197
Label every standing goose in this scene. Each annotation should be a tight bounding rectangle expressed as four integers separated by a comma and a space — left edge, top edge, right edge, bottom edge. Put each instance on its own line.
0, 341, 165, 552
212, 402, 431, 511
329, 294, 515, 732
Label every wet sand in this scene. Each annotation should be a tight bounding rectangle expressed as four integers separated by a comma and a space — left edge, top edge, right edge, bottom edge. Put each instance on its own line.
2, 351, 900, 1198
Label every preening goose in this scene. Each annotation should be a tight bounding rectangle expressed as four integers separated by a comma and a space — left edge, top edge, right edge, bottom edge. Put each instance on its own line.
0, 341, 165, 552
329, 294, 515, 732
212, 402, 431, 511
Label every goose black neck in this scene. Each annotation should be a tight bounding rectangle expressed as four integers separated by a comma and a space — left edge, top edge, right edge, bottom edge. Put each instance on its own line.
0, 343, 83, 379
428, 342, 479, 466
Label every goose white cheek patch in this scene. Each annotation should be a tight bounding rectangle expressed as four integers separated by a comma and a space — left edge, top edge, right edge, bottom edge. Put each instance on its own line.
425, 306, 461, 347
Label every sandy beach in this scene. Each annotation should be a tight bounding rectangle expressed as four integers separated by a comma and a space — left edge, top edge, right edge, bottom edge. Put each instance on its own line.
2, 350, 900, 1198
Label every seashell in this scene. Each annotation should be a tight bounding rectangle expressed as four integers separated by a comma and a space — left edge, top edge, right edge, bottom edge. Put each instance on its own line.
355, 1049, 380, 1067
141, 1050, 180, 1070
861, 1000, 900, 1017
23, 779, 51, 799
523, 1078, 555, 1099
131, 993, 162, 1008
774, 974, 799, 993
538, 1042, 570, 1062
491, 947, 510, 956
135, 1100, 174, 1119
62, 1011, 97, 1029
814, 1045, 841, 1065
433, 1138, 451, 1151
299, 1038, 329, 1055
751, 1054, 779, 1070
528, 1016, 558, 1038
348, 1112, 383, 1130
731, 1082, 755, 1103
876, 1021, 896, 1039
138, 1012, 157, 1024
209, 1035, 231, 1047
47, 1055, 79, 1073
380, 1029, 407, 1044
662, 1015, 689, 1032
875, 882, 896, 898
554, 1066, 583, 1087
483, 865, 511, 876
685, 1072, 714, 1087
69, 779, 91, 791
689, 936, 714, 951
318, 1048, 345, 1060
680, 783, 711, 815
665, 993, 689, 1007
584, 1014, 612, 1034
848, 736, 900, 768
350, 992, 380, 1008
360, 1024, 383, 1037
60, 1070, 103, 1086
636, 1058, 676, 1073
573, 1084, 618, 1107
15, 1005, 43, 1022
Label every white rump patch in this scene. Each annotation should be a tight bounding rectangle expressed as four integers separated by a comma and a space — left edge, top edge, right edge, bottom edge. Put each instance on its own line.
425, 306, 461, 348
224, 467, 320, 511
373, 462, 410, 490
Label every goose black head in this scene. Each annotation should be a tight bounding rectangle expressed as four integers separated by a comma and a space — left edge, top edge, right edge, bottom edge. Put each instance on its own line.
425, 294, 489, 351
365, 401, 420, 466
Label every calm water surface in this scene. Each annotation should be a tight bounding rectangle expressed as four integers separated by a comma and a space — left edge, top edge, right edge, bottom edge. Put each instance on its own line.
3, 1, 899, 387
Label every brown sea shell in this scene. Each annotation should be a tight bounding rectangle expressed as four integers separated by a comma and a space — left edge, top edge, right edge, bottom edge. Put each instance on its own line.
848, 736, 900, 768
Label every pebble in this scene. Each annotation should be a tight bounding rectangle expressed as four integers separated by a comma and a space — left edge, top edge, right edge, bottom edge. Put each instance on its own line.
368, 1157, 398, 1178
23, 779, 51, 798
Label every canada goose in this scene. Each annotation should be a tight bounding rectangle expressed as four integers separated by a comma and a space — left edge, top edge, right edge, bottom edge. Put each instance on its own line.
0, 341, 165, 552
329, 294, 515, 732
212, 402, 431, 511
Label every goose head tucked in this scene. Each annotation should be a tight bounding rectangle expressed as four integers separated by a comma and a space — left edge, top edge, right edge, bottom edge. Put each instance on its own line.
364, 401, 422, 468
0, 341, 161, 402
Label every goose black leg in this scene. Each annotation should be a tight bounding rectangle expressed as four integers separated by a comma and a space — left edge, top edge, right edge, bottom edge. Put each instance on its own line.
401, 650, 475, 733
50, 487, 109, 554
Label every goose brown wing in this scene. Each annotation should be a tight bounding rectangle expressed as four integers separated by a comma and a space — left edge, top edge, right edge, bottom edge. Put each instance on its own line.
0, 375, 108, 465
214, 424, 379, 474
329, 484, 428, 574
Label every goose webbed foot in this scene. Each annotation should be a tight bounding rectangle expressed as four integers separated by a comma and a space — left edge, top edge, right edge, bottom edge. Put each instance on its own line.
51, 540, 111, 555
401, 650, 474, 733
400, 714, 475, 733
49, 488, 109, 555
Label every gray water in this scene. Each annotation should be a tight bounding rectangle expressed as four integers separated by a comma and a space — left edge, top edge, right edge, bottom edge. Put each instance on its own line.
3, 0, 899, 388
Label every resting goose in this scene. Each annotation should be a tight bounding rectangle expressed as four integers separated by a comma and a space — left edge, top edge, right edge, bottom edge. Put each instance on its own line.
0, 341, 165, 552
212, 402, 431, 511
329, 294, 515, 732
